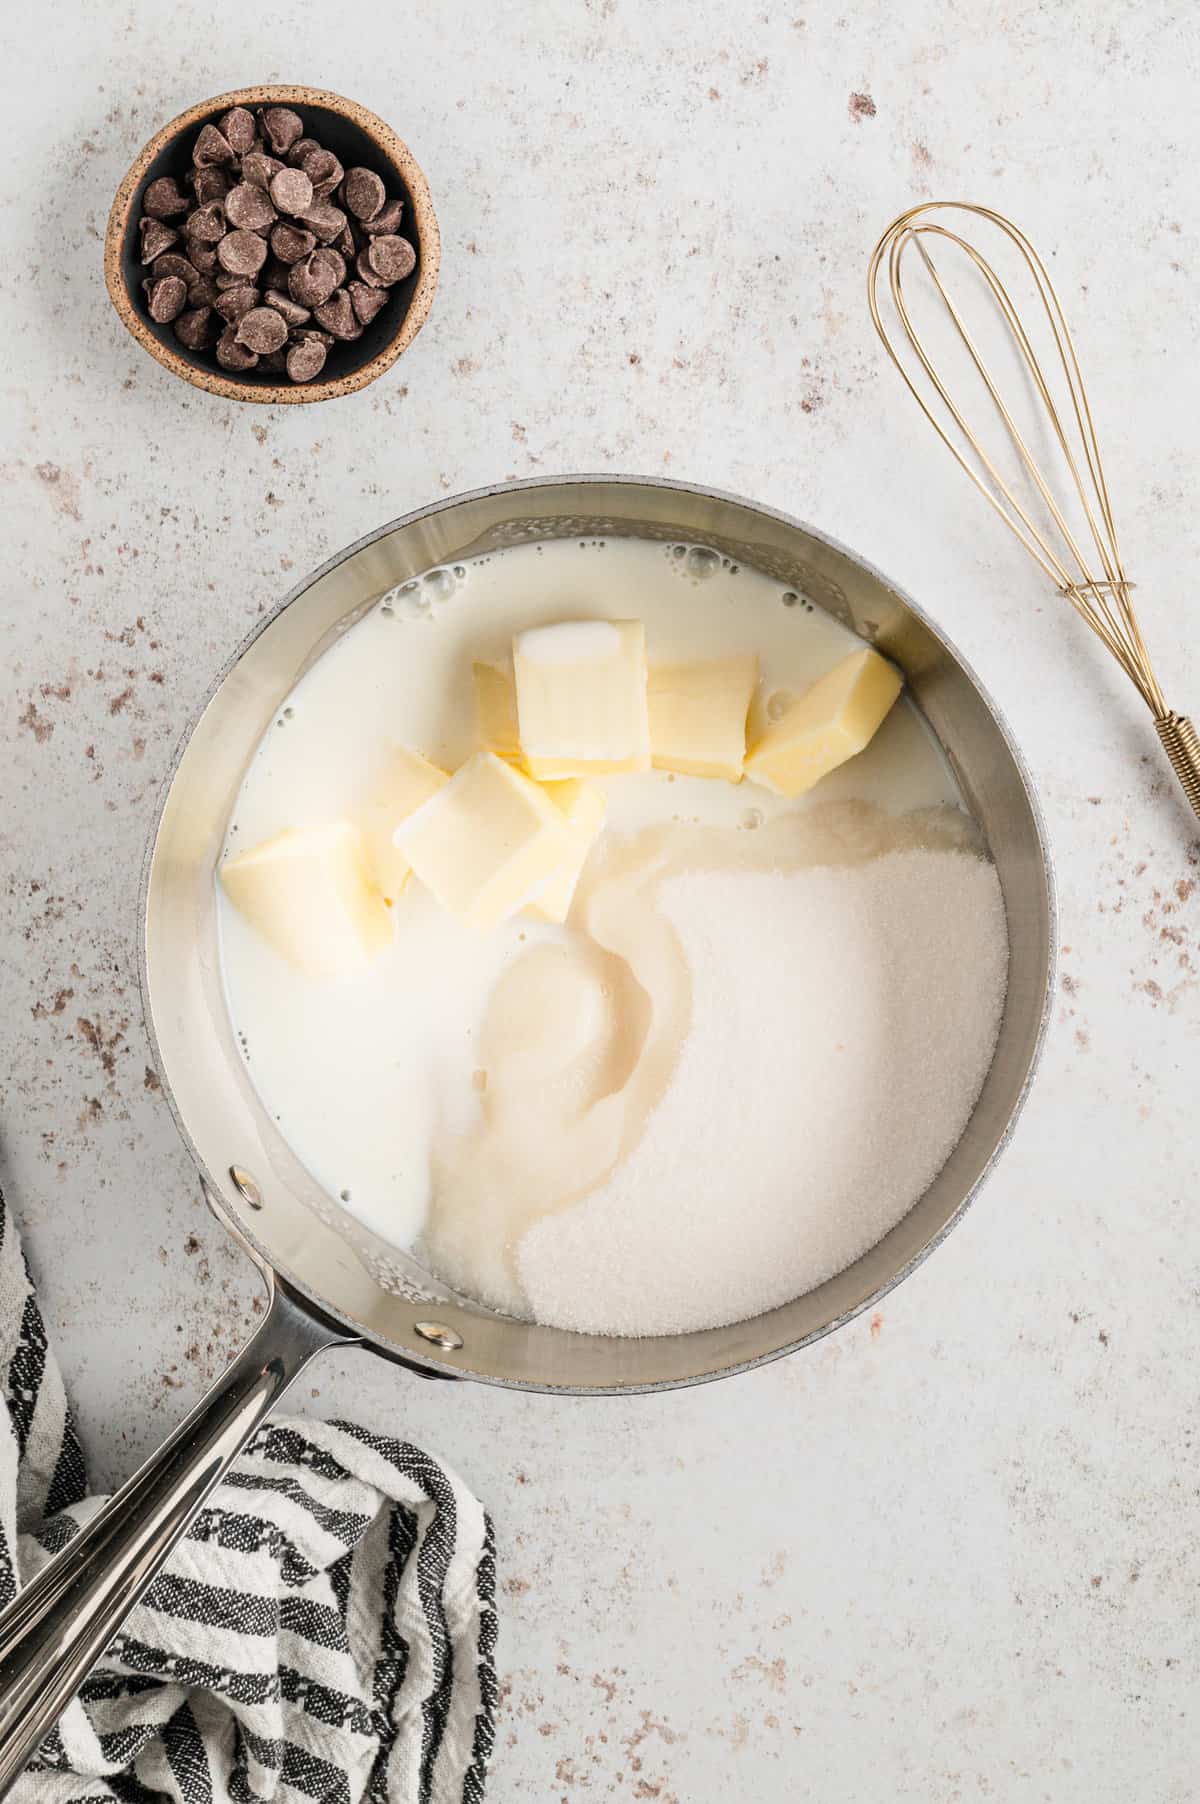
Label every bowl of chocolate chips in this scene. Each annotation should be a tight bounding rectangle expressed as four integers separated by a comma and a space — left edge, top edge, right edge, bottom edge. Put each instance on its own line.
105, 85, 439, 402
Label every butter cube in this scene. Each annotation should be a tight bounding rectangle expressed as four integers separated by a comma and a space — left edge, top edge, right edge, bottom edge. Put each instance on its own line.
394, 750, 571, 930
513, 620, 650, 779
361, 748, 449, 903
526, 780, 607, 922
219, 823, 392, 978
472, 661, 522, 762
648, 656, 758, 781
744, 648, 903, 797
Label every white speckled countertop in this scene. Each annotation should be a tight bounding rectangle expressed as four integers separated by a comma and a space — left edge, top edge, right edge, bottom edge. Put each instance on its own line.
3, 2, 1199, 1797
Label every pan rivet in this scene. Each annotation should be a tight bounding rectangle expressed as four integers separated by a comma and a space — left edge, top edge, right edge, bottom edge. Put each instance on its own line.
229, 1166, 264, 1211
414, 1321, 464, 1351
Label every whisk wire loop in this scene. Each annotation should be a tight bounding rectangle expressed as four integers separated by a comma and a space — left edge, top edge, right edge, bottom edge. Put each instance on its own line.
868, 201, 1198, 812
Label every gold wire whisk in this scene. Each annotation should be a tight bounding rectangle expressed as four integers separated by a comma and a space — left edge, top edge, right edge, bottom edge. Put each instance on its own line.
867, 201, 1200, 821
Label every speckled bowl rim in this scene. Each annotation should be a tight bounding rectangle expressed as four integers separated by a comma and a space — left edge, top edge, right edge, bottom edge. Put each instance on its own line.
104, 84, 440, 405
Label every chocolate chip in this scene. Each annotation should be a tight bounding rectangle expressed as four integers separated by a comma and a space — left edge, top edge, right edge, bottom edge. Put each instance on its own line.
270, 221, 316, 264
325, 249, 347, 287
186, 273, 221, 308
184, 237, 219, 273
139, 218, 178, 263
214, 284, 260, 323
301, 147, 343, 197
367, 235, 416, 283
150, 252, 197, 286
334, 221, 357, 259
235, 306, 289, 354
354, 249, 387, 288
191, 166, 232, 205
286, 334, 328, 382
270, 167, 314, 218
286, 136, 321, 168
313, 289, 360, 340
216, 326, 259, 370
143, 176, 190, 220
361, 196, 404, 236
217, 229, 268, 277
193, 123, 234, 167
260, 107, 304, 155
173, 306, 217, 350
348, 279, 388, 325
259, 349, 287, 373
241, 150, 283, 190
214, 267, 248, 289
303, 199, 347, 244
147, 275, 188, 322
344, 167, 386, 222
224, 182, 276, 232
217, 107, 257, 154
263, 289, 311, 326
288, 247, 342, 308
185, 203, 226, 244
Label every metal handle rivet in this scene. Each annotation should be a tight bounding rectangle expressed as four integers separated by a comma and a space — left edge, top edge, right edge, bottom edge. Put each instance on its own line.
229, 1166, 264, 1210
414, 1321, 463, 1351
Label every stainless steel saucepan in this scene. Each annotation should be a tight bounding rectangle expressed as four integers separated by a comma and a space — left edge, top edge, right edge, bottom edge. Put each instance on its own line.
0, 475, 1055, 1789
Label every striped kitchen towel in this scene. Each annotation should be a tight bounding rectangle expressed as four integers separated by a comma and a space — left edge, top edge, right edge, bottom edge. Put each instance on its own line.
0, 1191, 497, 1803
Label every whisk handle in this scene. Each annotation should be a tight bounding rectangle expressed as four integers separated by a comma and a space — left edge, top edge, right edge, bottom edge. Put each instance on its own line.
1154, 712, 1200, 822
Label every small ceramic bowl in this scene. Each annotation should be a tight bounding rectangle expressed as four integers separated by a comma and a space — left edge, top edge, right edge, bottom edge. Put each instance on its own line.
105, 85, 440, 405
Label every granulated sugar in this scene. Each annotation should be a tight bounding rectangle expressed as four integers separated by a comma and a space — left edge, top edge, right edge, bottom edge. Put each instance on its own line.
517, 848, 1008, 1336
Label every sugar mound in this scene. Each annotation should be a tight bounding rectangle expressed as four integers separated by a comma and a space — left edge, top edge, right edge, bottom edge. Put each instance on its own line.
517, 849, 1008, 1336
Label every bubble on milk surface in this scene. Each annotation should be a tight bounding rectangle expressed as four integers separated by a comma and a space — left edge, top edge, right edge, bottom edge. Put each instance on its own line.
685, 546, 720, 580
424, 567, 457, 603
378, 564, 468, 622
663, 543, 728, 583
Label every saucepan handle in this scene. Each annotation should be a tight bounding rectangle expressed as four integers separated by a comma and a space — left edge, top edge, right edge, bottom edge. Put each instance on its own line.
0, 1272, 356, 1798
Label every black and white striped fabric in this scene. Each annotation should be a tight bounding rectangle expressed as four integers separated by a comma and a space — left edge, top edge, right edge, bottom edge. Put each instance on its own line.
0, 1192, 497, 1804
